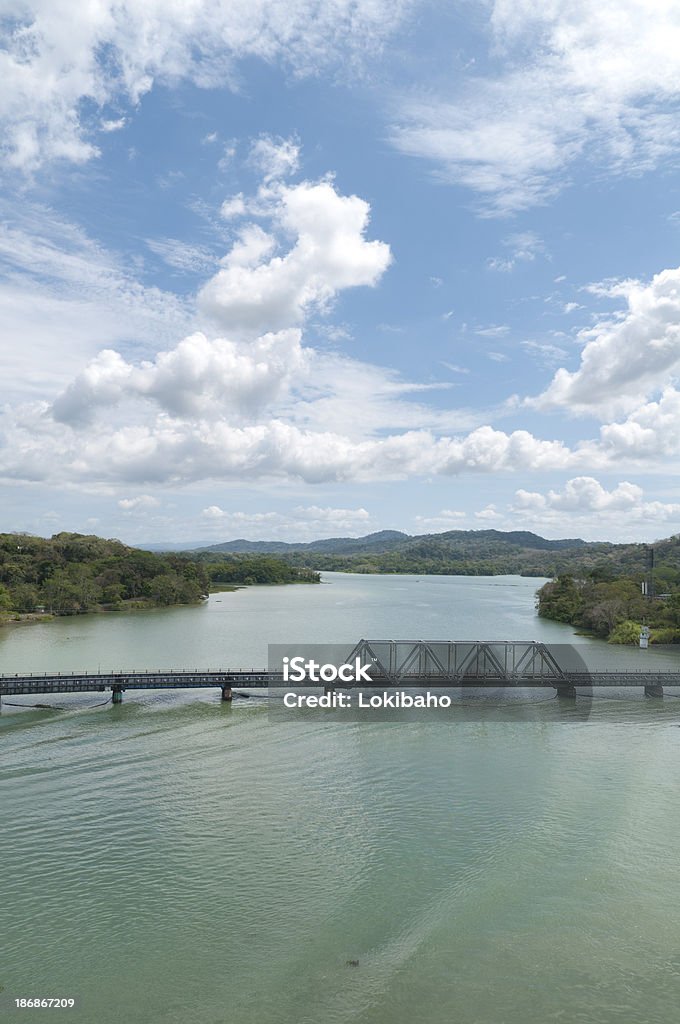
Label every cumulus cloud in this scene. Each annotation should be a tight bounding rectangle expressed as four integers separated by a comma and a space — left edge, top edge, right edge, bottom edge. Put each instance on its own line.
0, 0, 412, 172
391, 1, 680, 212
514, 477, 644, 514
198, 179, 392, 335
512, 476, 680, 528
0, 405, 581, 487
51, 330, 306, 426
475, 504, 502, 521
598, 387, 680, 459
118, 494, 161, 511
534, 266, 680, 416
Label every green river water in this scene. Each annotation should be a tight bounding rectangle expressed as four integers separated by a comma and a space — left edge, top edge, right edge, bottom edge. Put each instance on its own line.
2, 573, 680, 1024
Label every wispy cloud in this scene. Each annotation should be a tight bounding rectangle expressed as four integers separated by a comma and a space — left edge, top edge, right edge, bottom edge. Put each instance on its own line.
487, 231, 545, 272
391, 2, 680, 213
0, 0, 414, 172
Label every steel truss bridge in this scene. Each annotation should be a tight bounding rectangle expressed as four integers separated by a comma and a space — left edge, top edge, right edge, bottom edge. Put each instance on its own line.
1, 641, 679, 705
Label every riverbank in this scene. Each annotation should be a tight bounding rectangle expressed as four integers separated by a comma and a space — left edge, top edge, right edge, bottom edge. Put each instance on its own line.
537, 574, 680, 644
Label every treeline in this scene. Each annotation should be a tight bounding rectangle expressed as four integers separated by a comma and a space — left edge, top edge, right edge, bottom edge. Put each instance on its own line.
0, 533, 211, 616
280, 548, 615, 578
276, 531, 680, 585
0, 533, 318, 619
537, 572, 680, 643
194, 552, 320, 587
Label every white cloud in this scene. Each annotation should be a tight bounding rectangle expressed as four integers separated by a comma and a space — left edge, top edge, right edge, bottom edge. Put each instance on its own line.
487, 231, 545, 272
0, 0, 412, 172
100, 117, 126, 133
146, 237, 218, 274
534, 266, 680, 416
475, 325, 509, 338
512, 476, 680, 530
0, 203, 192, 401
220, 193, 247, 219
202, 505, 228, 519
198, 179, 392, 335
249, 135, 300, 182
51, 329, 306, 426
514, 477, 643, 513
521, 340, 568, 367
0, 378, 583, 488
414, 509, 466, 531
475, 504, 502, 521
118, 494, 161, 511
391, 1, 680, 213
200, 503, 371, 539
597, 387, 680, 459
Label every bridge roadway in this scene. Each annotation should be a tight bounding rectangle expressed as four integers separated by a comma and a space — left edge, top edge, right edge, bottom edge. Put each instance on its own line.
1, 641, 680, 703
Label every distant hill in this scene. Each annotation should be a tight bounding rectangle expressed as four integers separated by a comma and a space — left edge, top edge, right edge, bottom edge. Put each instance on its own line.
199, 528, 589, 556
193, 527, 622, 578
200, 530, 410, 555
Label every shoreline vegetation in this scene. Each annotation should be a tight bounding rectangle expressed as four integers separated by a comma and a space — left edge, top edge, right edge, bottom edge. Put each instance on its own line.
536, 575, 680, 644
2, 528, 679, 644
0, 533, 320, 625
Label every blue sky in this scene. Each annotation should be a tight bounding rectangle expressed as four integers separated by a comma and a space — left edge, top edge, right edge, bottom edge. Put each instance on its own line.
4, 0, 680, 544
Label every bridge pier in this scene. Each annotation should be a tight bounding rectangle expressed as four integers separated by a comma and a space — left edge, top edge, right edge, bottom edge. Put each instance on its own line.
644, 684, 664, 698
556, 684, 577, 701
221, 686, 233, 702
324, 685, 335, 697
111, 686, 123, 705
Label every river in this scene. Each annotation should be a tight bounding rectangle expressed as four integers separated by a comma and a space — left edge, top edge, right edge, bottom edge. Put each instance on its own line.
2, 573, 680, 1024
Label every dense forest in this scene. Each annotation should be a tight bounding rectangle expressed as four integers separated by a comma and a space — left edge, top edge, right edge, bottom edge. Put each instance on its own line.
276, 536, 634, 578
0, 533, 319, 621
193, 551, 320, 587
203, 527, 647, 578
537, 551, 680, 643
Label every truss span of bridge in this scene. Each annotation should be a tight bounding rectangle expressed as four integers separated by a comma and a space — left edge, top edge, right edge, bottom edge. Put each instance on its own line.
1, 642, 680, 703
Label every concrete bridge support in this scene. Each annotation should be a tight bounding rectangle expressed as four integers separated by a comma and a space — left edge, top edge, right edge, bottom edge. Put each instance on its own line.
644, 684, 664, 698
221, 686, 233, 702
556, 684, 577, 701
112, 686, 124, 705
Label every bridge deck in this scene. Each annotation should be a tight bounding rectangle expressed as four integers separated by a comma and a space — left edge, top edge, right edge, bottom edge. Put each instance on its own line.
1, 640, 679, 697
2, 670, 680, 696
